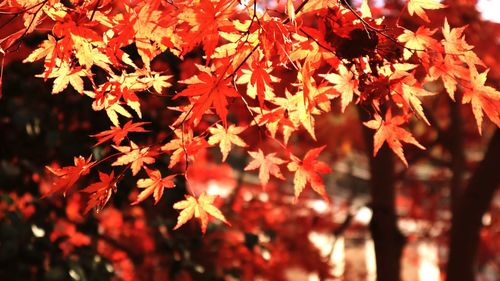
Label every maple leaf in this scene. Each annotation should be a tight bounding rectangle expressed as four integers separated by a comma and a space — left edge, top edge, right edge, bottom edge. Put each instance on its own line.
426, 53, 468, 100
112, 141, 156, 175
397, 26, 438, 60
40, 60, 88, 94
133, 3, 176, 68
208, 124, 247, 162
392, 74, 436, 125
272, 89, 321, 143
244, 149, 287, 187
441, 18, 472, 54
161, 128, 209, 168
177, 0, 237, 59
45, 155, 94, 197
259, 18, 293, 61
168, 104, 215, 127
287, 146, 331, 201
132, 168, 176, 205
173, 192, 230, 234
236, 56, 280, 107
175, 65, 239, 124
91, 121, 149, 146
23, 34, 57, 63
364, 111, 425, 167
319, 64, 359, 112
462, 64, 500, 134
441, 18, 484, 66
84, 90, 134, 127
406, 0, 446, 23
138, 73, 172, 94
71, 33, 112, 71
249, 106, 295, 140
299, 61, 323, 112
81, 171, 116, 214
104, 102, 133, 127
290, 30, 333, 66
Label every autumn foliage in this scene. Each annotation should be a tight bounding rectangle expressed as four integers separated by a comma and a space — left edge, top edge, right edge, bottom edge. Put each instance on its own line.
0, 0, 499, 280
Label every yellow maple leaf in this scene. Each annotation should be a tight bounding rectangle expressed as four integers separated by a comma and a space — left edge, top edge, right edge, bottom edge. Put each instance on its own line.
23, 35, 57, 63
272, 89, 319, 143
173, 192, 230, 234
208, 124, 247, 161
39, 60, 87, 94
133, 3, 177, 68
407, 0, 446, 23
319, 64, 359, 112
112, 141, 156, 175
397, 26, 438, 60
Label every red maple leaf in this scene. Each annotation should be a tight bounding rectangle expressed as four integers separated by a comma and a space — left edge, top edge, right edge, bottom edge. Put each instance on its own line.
81, 171, 116, 214
91, 120, 150, 146
45, 156, 94, 197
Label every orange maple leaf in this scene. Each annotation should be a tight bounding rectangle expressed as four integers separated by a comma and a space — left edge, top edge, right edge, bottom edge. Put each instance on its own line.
393, 75, 436, 125
173, 192, 230, 234
91, 120, 149, 146
175, 65, 239, 124
112, 141, 156, 175
132, 168, 176, 205
244, 149, 286, 187
208, 124, 247, 162
177, 0, 237, 59
45, 155, 94, 197
441, 18, 483, 66
406, 0, 446, 23
81, 171, 116, 214
426, 53, 468, 100
462, 64, 500, 134
364, 110, 425, 167
287, 146, 331, 201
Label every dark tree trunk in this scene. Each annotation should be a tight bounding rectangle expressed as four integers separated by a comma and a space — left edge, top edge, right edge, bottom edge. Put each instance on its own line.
448, 99, 466, 215
446, 129, 500, 281
360, 111, 405, 281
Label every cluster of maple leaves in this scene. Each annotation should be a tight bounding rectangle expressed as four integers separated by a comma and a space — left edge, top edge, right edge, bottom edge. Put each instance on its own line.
1, 0, 499, 234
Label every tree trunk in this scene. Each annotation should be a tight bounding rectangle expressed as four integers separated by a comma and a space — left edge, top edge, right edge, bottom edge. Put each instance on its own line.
448, 98, 466, 215
446, 129, 500, 281
360, 111, 406, 281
